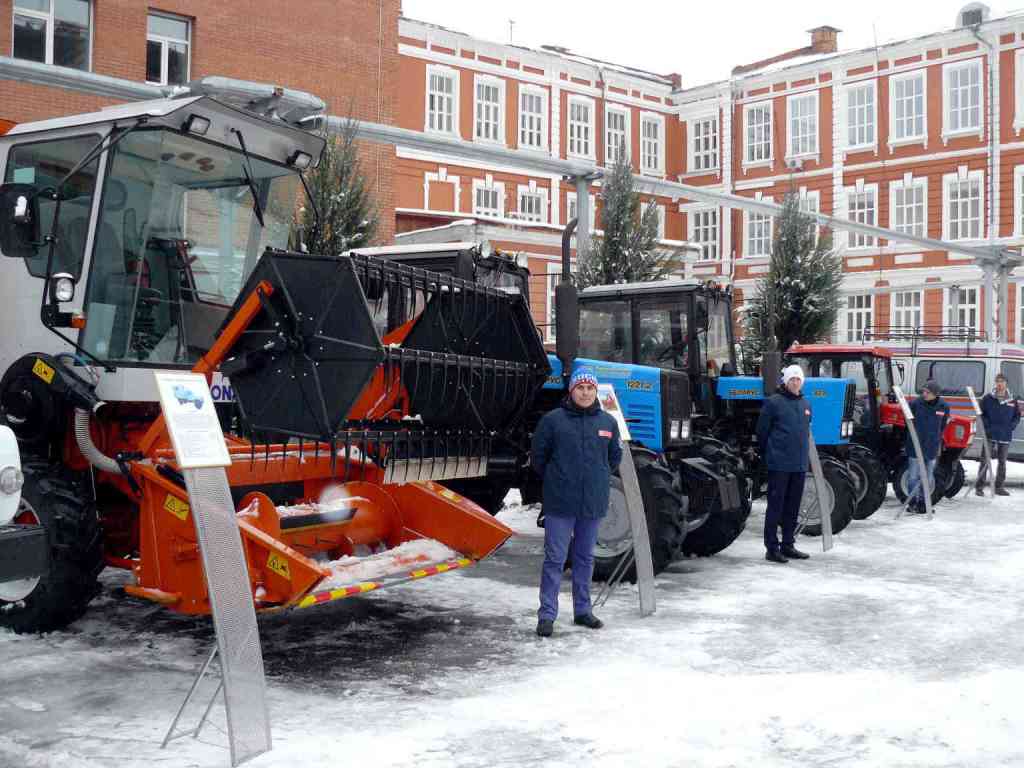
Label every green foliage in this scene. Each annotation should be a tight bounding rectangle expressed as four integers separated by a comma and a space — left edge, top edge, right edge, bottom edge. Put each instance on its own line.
740, 193, 843, 370
575, 154, 673, 288
290, 118, 379, 254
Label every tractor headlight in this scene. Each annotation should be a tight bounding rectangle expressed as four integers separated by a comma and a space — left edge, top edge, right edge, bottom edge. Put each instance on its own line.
52, 272, 75, 303
841, 420, 853, 438
679, 419, 691, 440
670, 419, 680, 440
0, 466, 24, 495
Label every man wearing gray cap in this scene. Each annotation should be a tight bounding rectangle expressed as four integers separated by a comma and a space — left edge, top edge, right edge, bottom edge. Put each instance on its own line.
906, 379, 949, 513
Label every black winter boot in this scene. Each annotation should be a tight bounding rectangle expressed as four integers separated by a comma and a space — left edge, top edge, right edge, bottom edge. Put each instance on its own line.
536, 619, 553, 637
781, 545, 810, 560
765, 549, 789, 564
573, 613, 604, 629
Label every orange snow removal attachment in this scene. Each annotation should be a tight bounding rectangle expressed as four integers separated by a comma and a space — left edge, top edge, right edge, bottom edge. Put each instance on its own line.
128, 249, 548, 615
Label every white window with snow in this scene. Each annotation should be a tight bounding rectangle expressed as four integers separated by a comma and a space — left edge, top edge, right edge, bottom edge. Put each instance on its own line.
517, 187, 546, 223
890, 177, 927, 238
568, 95, 595, 160
745, 101, 772, 165
690, 116, 718, 172
845, 294, 873, 341
845, 81, 876, 150
605, 105, 629, 164
426, 66, 458, 135
944, 59, 982, 137
846, 185, 877, 248
472, 178, 505, 218
787, 92, 818, 158
690, 208, 719, 261
641, 113, 665, 175
519, 86, 547, 151
944, 171, 983, 240
890, 70, 926, 143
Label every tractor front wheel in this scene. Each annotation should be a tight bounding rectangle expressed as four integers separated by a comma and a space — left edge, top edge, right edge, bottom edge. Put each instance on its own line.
680, 448, 752, 557
892, 457, 949, 506
847, 444, 888, 520
0, 462, 104, 634
798, 458, 855, 537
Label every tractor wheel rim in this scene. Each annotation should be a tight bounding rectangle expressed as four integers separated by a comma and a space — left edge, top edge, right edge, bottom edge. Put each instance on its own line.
594, 486, 632, 559
0, 498, 42, 603
848, 461, 869, 503
799, 477, 835, 525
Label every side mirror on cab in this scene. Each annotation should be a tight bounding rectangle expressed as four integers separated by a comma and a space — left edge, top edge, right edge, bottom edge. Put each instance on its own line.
0, 183, 40, 259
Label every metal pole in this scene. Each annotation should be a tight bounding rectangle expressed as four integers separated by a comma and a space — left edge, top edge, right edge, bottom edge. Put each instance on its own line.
806, 432, 834, 551
967, 386, 996, 498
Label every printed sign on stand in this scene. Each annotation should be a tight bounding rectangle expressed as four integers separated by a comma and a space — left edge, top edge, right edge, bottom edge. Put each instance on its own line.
966, 386, 995, 498
155, 373, 231, 469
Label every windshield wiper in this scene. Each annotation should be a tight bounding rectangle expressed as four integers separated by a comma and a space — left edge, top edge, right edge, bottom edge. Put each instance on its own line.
230, 128, 265, 228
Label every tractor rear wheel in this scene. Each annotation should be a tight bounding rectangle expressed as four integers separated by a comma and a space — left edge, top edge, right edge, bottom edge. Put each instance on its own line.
847, 444, 888, 520
798, 458, 855, 537
0, 462, 104, 634
892, 457, 949, 506
680, 447, 752, 557
592, 447, 687, 583
944, 459, 966, 499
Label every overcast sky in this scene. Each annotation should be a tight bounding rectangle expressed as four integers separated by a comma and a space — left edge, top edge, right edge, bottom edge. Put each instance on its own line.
402, 1, 1014, 86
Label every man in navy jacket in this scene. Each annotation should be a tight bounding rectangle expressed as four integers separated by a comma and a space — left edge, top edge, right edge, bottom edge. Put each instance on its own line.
756, 364, 812, 564
975, 372, 1020, 496
531, 367, 622, 637
906, 379, 949, 512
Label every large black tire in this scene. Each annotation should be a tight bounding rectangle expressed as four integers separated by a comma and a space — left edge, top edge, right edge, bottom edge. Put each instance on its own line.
0, 462, 104, 634
591, 447, 687, 583
944, 459, 966, 499
441, 478, 512, 516
847, 444, 888, 520
680, 445, 752, 556
797, 458, 855, 537
892, 457, 949, 506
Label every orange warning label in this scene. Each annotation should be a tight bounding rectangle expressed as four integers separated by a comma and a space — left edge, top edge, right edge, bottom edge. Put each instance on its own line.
163, 494, 190, 521
267, 552, 291, 580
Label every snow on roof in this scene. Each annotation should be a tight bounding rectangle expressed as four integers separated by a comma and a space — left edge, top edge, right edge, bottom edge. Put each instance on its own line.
5, 96, 201, 136
348, 242, 479, 257
734, 49, 846, 78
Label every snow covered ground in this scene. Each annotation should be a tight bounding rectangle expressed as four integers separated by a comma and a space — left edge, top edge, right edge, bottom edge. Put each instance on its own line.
2, 468, 1024, 768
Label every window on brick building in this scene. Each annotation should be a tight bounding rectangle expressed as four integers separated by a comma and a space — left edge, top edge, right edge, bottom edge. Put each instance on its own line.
517, 187, 546, 223
566, 191, 596, 230
690, 208, 718, 260
746, 208, 772, 257
545, 262, 561, 342
472, 178, 505, 218
605, 106, 629, 164
690, 116, 718, 172
641, 114, 665, 175
944, 59, 982, 136
891, 290, 922, 329
845, 81, 876, 149
568, 96, 594, 159
146, 12, 190, 86
519, 86, 546, 151
744, 101, 772, 164
944, 171, 983, 240
474, 76, 504, 144
1016, 165, 1024, 235
845, 294, 873, 341
799, 189, 821, 243
655, 204, 665, 241
787, 92, 818, 158
13, 0, 90, 70
426, 66, 458, 135
846, 185, 877, 248
947, 286, 979, 332
890, 177, 926, 238
891, 71, 926, 142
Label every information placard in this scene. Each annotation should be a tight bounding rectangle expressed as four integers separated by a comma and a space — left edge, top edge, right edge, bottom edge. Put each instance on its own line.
597, 383, 632, 441
154, 372, 231, 469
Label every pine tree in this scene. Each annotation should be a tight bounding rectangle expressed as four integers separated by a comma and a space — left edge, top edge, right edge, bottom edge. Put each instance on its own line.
740, 193, 843, 369
575, 154, 672, 288
290, 118, 379, 254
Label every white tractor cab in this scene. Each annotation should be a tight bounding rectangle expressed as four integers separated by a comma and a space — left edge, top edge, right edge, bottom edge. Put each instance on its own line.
865, 329, 1024, 461
0, 77, 326, 415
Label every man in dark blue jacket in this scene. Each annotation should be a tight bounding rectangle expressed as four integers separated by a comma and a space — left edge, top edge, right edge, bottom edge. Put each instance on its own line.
975, 372, 1020, 496
531, 367, 622, 637
756, 364, 812, 564
906, 379, 949, 513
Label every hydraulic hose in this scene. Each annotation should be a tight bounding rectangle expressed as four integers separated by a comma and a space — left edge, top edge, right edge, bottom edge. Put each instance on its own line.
74, 407, 120, 474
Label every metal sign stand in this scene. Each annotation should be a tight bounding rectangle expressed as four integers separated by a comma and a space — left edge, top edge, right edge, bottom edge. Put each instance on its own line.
593, 385, 655, 616
966, 386, 996, 499
154, 373, 271, 767
804, 432, 834, 551
893, 386, 933, 519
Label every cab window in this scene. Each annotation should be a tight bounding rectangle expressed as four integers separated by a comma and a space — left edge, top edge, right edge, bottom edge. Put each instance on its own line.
579, 300, 632, 363
915, 360, 984, 396
636, 298, 688, 370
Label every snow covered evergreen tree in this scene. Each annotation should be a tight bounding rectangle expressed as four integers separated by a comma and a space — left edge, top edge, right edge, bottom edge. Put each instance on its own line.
290, 117, 379, 254
740, 193, 842, 369
575, 155, 672, 288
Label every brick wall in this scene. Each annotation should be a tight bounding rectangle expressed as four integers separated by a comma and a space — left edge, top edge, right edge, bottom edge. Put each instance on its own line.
0, 0, 400, 240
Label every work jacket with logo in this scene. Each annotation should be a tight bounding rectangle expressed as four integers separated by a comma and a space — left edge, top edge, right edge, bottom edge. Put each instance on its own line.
756, 388, 812, 473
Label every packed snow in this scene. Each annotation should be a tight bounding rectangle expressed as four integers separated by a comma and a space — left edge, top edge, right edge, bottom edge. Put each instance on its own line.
320, 538, 460, 588
2, 467, 1024, 767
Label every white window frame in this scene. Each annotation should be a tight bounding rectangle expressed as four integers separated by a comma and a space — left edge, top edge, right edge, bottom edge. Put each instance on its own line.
649, 202, 666, 241
516, 183, 548, 223
604, 103, 630, 165
688, 207, 719, 261
786, 91, 819, 160
799, 189, 822, 243
518, 84, 548, 152
843, 80, 877, 152
942, 168, 985, 241
12, 0, 92, 70
145, 11, 190, 86
567, 94, 596, 160
1019, 284, 1024, 343
743, 196, 773, 258
844, 294, 873, 342
688, 114, 719, 173
545, 262, 560, 343
844, 182, 879, 249
471, 176, 506, 219
473, 74, 505, 145
1016, 49, 1024, 133
889, 69, 928, 147
891, 290, 923, 329
566, 191, 596, 230
425, 65, 459, 136
888, 174, 928, 239
640, 112, 666, 176
743, 100, 773, 167
1014, 165, 1024, 236
942, 58, 984, 142
944, 285, 980, 333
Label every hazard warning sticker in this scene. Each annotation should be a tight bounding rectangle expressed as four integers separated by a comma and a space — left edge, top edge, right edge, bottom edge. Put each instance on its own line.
32, 358, 55, 384
163, 494, 190, 521
267, 552, 291, 580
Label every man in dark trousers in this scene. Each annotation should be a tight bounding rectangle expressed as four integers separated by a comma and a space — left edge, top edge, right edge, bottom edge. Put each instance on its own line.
975, 372, 1020, 496
757, 364, 812, 564
532, 367, 622, 638
906, 379, 949, 513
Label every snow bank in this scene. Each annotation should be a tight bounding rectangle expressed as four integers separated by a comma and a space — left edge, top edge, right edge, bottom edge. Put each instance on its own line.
319, 538, 459, 589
